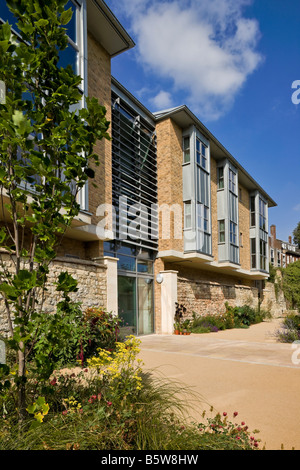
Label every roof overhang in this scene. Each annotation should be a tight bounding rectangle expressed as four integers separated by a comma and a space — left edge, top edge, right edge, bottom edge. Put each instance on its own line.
158, 249, 270, 281
154, 106, 277, 208
87, 0, 135, 57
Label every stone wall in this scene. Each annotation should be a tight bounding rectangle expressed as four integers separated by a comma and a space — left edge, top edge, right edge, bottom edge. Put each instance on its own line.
260, 281, 287, 317
0, 254, 107, 336
177, 276, 259, 319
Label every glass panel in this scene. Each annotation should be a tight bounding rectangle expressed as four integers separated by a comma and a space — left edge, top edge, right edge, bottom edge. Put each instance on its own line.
0, 2, 19, 30
138, 278, 154, 335
218, 167, 224, 189
183, 137, 190, 163
58, 43, 78, 73
117, 244, 137, 256
117, 255, 135, 271
118, 276, 136, 336
184, 202, 192, 229
137, 260, 153, 274
103, 241, 115, 256
65, 0, 77, 43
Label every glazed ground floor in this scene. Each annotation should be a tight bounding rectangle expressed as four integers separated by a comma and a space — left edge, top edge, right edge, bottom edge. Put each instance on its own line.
0, 237, 285, 336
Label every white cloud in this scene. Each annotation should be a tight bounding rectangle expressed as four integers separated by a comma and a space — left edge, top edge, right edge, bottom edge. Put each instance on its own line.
109, 0, 263, 120
149, 90, 173, 109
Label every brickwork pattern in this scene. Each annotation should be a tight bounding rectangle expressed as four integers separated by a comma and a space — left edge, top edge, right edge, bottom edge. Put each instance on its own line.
156, 118, 184, 253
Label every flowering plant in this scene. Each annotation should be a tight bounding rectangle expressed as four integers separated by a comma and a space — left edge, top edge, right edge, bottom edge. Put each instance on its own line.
196, 409, 261, 450
87, 336, 144, 402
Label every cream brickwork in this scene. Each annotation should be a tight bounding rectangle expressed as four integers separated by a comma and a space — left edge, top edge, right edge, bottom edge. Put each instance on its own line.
156, 118, 184, 253
238, 184, 251, 271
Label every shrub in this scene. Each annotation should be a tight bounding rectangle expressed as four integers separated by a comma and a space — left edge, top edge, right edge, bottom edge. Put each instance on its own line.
191, 303, 270, 334
275, 312, 300, 343
81, 307, 122, 360
282, 261, 300, 311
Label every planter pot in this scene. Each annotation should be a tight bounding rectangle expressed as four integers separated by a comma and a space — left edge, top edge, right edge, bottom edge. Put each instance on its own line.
174, 330, 179, 335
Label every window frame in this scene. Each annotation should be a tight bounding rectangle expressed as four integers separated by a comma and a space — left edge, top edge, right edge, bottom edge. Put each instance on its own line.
250, 196, 256, 227
218, 219, 225, 244
228, 168, 236, 194
184, 201, 192, 230
196, 137, 207, 170
230, 221, 237, 246
251, 238, 256, 269
183, 136, 190, 164
217, 167, 224, 190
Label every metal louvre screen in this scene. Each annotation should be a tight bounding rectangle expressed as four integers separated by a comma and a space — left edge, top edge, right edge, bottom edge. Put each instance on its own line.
111, 93, 158, 251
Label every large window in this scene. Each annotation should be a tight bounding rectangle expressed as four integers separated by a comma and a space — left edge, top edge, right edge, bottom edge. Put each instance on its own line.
251, 238, 256, 269
218, 220, 225, 243
196, 138, 207, 170
184, 201, 192, 229
229, 168, 236, 194
1, 0, 84, 78
259, 198, 267, 231
260, 239, 267, 271
230, 221, 237, 246
250, 196, 256, 227
217, 167, 224, 189
183, 136, 190, 164
197, 204, 209, 232
104, 241, 155, 336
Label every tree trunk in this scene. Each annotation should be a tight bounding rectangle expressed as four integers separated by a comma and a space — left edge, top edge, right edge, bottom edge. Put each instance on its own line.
18, 345, 27, 421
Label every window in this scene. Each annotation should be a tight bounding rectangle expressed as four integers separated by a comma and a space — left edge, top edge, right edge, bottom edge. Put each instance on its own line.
251, 238, 256, 269
277, 251, 281, 267
184, 201, 192, 229
260, 239, 267, 271
259, 198, 267, 231
196, 138, 207, 169
218, 220, 225, 243
240, 232, 243, 247
217, 167, 224, 189
270, 248, 274, 265
197, 204, 209, 232
229, 169, 236, 193
183, 136, 190, 163
58, 1, 83, 77
250, 196, 256, 227
230, 221, 237, 245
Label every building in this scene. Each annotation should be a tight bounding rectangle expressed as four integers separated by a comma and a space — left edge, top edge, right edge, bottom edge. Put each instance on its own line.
0, 0, 277, 336
269, 225, 300, 268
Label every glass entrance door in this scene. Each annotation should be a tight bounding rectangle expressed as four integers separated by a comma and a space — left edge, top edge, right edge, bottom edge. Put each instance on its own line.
117, 275, 154, 336
118, 276, 136, 336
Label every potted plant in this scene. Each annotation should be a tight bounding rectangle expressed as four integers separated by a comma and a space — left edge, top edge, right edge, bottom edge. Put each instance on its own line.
174, 322, 180, 335
182, 319, 191, 335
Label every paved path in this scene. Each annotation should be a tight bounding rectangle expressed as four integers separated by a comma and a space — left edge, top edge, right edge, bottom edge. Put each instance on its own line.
139, 318, 300, 450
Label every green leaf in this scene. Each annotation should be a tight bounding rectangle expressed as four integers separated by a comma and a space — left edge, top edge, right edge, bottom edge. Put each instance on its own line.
12, 110, 33, 136
60, 8, 73, 25
56, 272, 78, 294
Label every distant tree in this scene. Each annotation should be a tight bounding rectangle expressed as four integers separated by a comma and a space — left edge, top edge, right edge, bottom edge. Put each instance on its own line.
282, 261, 300, 312
292, 221, 300, 248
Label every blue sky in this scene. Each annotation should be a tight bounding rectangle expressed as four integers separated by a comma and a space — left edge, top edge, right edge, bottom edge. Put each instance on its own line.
106, 0, 300, 242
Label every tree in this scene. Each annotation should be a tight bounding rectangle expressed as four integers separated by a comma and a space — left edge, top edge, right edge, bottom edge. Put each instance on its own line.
292, 221, 300, 249
282, 261, 300, 312
0, 0, 110, 420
